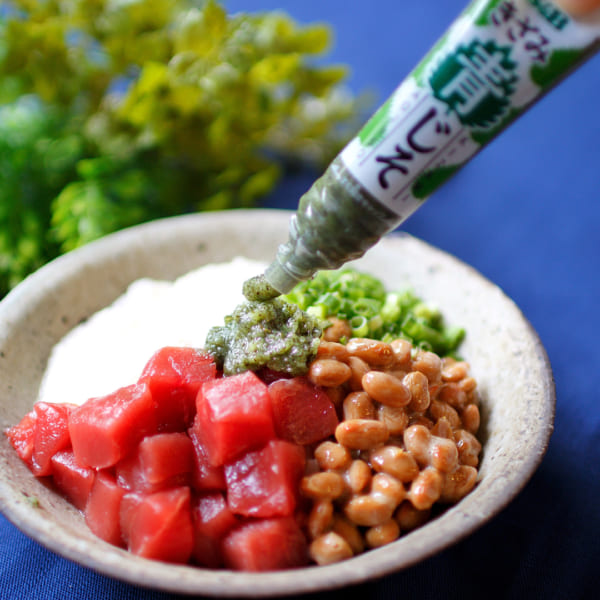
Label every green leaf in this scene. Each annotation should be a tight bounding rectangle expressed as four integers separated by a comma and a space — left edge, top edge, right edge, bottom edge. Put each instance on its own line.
0, 0, 367, 296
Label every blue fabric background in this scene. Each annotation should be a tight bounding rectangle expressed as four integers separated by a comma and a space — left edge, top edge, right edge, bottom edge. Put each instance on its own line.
2, 1, 599, 598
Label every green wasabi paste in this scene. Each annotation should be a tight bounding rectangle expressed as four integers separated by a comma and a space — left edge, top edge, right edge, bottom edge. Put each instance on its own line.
205, 297, 321, 376
242, 274, 280, 302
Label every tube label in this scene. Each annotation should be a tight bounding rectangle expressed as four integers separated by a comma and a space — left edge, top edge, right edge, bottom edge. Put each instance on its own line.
339, 0, 600, 220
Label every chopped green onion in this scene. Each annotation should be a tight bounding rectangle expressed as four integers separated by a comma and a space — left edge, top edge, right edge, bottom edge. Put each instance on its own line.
350, 315, 369, 337
416, 340, 434, 352
353, 297, 381, 318
413, 302, 442, 328
402, 316, 451, 356
443, 326, 466, 351
381, 292, 403, 323
284, 267, 465, 356
306, 305, 327, 320
368, 314, 383, 334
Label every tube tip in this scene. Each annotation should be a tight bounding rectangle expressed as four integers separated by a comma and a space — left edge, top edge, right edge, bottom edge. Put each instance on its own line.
263, 261, 304, 296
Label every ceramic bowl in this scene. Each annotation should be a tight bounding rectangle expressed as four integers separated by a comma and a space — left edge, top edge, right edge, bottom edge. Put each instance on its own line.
0, 209, 555, 597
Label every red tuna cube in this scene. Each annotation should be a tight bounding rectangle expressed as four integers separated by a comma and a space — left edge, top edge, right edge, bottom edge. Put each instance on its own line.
51, 449, 96, 510
188, 424, 226, 492
119, 492, 145, 547
222, 517, 309, 571
85, 471, 126, 547
195, 371, 275, 466
224, 439, 306, 518
116, 432, 194, 493
68, 383, 157, 469
268, 377, 339, 445
191, 491, 238, 568
31, 402, 76, 476
126, 487, 194, 564
138, 346, 216, 431
5, 409, 38, 468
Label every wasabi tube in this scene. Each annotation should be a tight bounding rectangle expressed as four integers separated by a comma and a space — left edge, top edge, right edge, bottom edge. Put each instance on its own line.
259, 0, 600, 294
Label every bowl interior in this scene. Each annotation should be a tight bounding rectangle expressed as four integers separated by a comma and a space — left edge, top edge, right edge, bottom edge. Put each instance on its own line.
0, 210, 555, 597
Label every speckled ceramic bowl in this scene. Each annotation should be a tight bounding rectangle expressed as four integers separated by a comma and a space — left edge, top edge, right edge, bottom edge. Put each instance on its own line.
0, 210, 554, 597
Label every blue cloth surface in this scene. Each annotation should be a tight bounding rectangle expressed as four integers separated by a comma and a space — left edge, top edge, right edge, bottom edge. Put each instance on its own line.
2, 1, 599, 599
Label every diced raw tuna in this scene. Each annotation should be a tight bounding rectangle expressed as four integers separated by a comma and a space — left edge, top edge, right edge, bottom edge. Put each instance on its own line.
222, 517, 309, 571
138, 346, 217, 431
116, 432, 194, 493
5, 409, 37, 467
126, 486, 194, 564
68, 383, 157, 469
84, 471, 126, 546
31, 402, 76, 476
224, 439, 306, 518
50, 449, 96, 510
188, 423, 226, 492
191, 491, 238, 568
195, 371, 275, 466
119, 492, 145, 547
268, 377, 339, 445
7, 342, 346, 572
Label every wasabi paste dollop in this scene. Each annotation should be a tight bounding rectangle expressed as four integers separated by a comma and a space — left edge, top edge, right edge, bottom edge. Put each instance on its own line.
242, 274, 280, 301
205, 297, 321, 376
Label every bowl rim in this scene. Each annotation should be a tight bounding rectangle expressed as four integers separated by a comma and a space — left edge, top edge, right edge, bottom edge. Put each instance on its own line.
0, 209, 556, 596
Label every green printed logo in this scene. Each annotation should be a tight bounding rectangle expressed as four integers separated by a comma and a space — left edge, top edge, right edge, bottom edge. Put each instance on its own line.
430, 39, 517, 128
358, 96, 393, 147
528, 0, 570, 31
